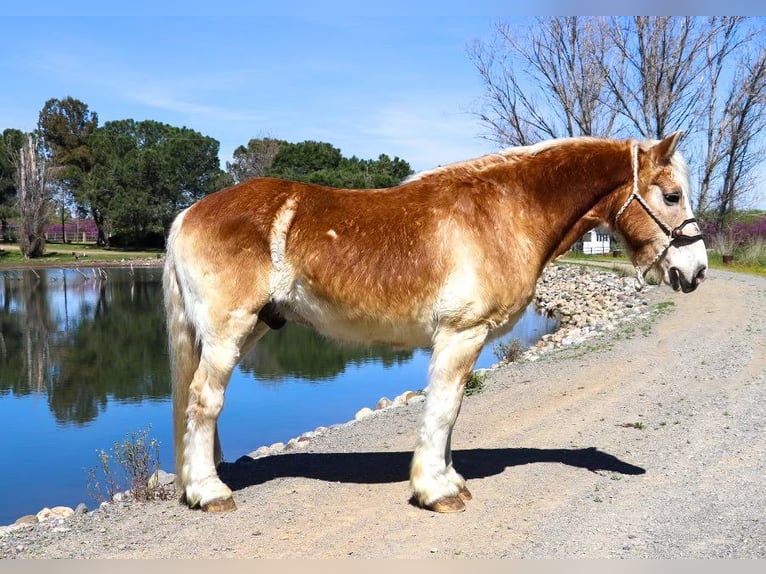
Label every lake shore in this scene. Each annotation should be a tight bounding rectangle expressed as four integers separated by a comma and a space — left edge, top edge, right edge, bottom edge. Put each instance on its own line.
2, 264, 764, 558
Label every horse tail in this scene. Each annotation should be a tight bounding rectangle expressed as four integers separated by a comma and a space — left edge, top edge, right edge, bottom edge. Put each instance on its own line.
162, 210, 199, 489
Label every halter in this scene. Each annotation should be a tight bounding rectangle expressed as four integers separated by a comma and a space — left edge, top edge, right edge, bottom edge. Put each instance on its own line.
614, 144, 704, 291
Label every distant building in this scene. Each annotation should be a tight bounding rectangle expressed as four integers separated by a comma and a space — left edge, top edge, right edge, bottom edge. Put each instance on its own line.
575, 225, 612, 255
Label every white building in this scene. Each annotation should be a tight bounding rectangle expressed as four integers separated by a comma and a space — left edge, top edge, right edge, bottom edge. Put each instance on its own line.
577, 226, 612, 255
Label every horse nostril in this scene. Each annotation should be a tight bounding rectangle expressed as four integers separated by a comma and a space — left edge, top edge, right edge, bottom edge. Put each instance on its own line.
695, 266, 707, 284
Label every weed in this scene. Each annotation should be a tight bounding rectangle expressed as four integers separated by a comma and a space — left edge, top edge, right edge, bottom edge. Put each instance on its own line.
493, 338, 523, 363
655, 301, 676, 314
85, 425, 174, 503
619, 421, 645, 430
464, 371, 486, 396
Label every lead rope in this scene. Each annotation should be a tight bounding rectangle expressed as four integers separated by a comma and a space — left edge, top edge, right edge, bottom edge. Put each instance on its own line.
614, 143, 704, 292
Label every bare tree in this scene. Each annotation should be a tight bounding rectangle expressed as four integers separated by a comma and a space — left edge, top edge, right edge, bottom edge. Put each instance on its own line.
469, 16, 621, 146
15, 133, 50, 258
712, 45, 766, 227
471, 16, 766, 218
227, 136, 282, 183
603, 17, 710, 139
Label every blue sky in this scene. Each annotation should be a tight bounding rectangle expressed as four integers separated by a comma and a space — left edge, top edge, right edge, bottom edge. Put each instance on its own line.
1, 2, 755, 175
0, 4, 519, 173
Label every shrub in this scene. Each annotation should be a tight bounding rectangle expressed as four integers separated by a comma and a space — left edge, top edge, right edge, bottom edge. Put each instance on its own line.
85, 425, 174, 503
738, 236, 766, 266
713, 231, 737, 256
493, 337, 523, 363
464, 371, 486, 396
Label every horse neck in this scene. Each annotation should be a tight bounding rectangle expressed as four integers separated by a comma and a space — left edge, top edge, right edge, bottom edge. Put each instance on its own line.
490, 140, 633, 267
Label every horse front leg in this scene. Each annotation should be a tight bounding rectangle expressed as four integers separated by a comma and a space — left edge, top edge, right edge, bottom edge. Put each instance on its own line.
410, 324, 487, 513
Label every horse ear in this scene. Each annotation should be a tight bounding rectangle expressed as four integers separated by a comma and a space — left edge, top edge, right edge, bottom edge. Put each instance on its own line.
649, 131, 682, 165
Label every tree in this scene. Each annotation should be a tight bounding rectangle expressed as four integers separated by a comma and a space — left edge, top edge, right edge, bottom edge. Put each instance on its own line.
0, 128, 24, 241
469, 16, 620, 145
262, 140, 412, 188
15, 133, 50, 258
86, 119, 230, 244
602, 17, 710, 139
471, 16, 766, 221
37, 97, 99, 241
227, 136, 283, 183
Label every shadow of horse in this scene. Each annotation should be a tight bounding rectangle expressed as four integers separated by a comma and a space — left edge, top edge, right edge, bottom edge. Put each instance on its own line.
218, 447, 645, 492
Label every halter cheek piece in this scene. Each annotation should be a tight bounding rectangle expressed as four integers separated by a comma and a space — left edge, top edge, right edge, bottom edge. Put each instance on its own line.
614, 144, 705, 291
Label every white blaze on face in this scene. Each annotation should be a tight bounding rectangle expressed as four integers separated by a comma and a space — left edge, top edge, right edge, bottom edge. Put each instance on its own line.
659, 155, 708, 292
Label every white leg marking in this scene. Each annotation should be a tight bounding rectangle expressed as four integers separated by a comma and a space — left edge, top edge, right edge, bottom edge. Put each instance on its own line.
411, 324, 487, 506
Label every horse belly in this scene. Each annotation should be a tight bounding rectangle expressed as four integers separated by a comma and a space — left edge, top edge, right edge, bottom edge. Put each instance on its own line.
275, 279, 434, 349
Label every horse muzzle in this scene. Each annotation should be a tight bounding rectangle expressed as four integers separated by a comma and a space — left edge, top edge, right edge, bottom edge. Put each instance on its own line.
668, 265, 706, 293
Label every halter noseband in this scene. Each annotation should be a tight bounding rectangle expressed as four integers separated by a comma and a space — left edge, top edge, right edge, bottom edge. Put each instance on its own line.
614, 144, 704, 291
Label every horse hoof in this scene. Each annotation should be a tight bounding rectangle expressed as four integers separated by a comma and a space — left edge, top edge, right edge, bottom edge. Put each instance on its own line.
428, 496, 466, 513
202, 497, 237, 512
458, 486, 473, 501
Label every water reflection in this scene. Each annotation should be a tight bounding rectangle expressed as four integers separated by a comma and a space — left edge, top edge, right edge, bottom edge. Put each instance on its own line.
0, 267, 558, 427
0, 268, 169, 425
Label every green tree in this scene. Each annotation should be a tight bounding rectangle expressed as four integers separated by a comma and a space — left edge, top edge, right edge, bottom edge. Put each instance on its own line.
263, 140, 412, 188
0, 128, 24, 241
37, 97, 99, 241
86, 119, 230, 245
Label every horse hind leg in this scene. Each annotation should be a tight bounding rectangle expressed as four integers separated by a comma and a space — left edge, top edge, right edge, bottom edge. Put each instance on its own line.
212, 320, 271, 468
410, 324, 487, 513
181, 348, 239, 512
182, 316, 273, 511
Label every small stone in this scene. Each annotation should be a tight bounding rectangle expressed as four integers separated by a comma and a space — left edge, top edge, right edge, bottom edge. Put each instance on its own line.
36, 507, 52, 522
355, 407, 374, 421
112, 492, 124, 503
314, 426, 328, 435
14, 514, 38, 525
250, 446, 272, 458
148, 469, 176, 489
74, 503, 89, 515
408, 394, 425, 404
375, 397, 393, 410
50, 506, 74, 519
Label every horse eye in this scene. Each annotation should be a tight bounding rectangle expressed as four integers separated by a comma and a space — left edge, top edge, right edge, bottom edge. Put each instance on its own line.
663, 192, 681, 206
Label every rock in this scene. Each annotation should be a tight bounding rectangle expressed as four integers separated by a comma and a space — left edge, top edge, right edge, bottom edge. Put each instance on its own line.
269, 442, 285, 451
393, 390, 421, 406
50, 506, 74, 519
408, 394, 425, 404
249, 446, 272, 458
148, 469, 176, 489
36, 508, 52, 522
74, 503, 89, 515
14, 515, 38, 525
355, 407, 374, 421
375, 397, 393, 410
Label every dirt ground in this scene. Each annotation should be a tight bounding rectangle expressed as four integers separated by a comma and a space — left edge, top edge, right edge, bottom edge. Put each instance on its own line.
2, 267, 765, 558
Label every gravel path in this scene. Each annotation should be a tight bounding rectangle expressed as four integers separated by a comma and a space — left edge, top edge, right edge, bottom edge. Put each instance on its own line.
2, 265, 764, 559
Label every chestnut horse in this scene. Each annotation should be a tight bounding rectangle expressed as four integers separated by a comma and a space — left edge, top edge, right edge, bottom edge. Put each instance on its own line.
163, 133, 707, 513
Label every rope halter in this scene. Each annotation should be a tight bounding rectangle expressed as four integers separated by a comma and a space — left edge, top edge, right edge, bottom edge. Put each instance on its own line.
614, 144, 704, 291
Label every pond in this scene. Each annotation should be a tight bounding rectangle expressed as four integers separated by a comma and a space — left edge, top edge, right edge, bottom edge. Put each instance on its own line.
0, 267, 558, 525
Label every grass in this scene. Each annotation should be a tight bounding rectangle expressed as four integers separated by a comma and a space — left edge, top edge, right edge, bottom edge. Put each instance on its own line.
562, 249, 766, 278
464, 371, 487, 396
0, 242, 162, 267
706, 251, 766, 277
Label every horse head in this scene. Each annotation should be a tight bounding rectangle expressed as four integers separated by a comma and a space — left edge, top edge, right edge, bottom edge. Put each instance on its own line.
612, 132, 708, 293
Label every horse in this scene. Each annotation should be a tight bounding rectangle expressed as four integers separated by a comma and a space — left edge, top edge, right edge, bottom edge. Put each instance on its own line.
163, 132, 707, 514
